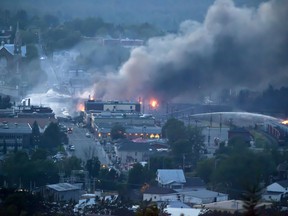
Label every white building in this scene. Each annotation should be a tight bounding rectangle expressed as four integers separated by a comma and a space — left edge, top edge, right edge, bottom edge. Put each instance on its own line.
156, 169, 186, 189
262, 180, 288, 202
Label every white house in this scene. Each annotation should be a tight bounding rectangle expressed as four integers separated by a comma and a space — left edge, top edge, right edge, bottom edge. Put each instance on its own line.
156, 169, 186, 189
44, 183, 82, 202
143, 187, 177, 202
143, 186, 228, 205
262, 180, 288, 202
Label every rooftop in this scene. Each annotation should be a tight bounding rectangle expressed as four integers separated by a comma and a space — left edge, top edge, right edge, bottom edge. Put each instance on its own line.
46, 183, 80, 192
0, 122, 31, 134
157, 169, 186, 185
143, 186, 176, 195
117, 139, 153, 152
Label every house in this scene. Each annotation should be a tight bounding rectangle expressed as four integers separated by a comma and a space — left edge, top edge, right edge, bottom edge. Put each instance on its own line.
194, 200, 272, 213
143, 186, 177, 202
142, 186, 228, 205
0, 24, 26, 85
146, 170, 228, 204
43, 183, 82, 202
115, 139, 154, 166
156, 169, 186, 189
0, 121, 30, 152
262, 180, 288, 202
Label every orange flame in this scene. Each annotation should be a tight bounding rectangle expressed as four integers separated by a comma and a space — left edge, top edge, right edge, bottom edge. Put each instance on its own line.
150, 99, 158, 109
77, 103, 85, 112
282, 120, 288, 125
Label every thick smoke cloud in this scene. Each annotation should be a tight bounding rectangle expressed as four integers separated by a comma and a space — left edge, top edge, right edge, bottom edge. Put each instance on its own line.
91, 0, 288, 103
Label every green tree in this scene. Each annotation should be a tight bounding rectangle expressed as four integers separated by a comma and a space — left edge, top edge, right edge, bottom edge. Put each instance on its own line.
187, 126, 205, 164
149, 156, 174, 173
241, 184, 263, 216
162, 118, 186, 143
2, 139, 7, 155
196, 158, 215, 183
31, 148, 47, 161
59, 156, 82, 176
2, 151, 59, 188
128, 163, 152, 188
85, 156, 101, 178
0, 95, 12, 108
31, 121, 41, 147
211, 149, 275, 198
136, 200, 160, 216
111, 123, 126, 140
41, 122, 61, 150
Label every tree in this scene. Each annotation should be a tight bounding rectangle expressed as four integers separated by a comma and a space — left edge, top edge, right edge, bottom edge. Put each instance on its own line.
111, 123, 126, 140
149, 156, 174, 172
162, 118, 186, 144
41, 122, 61, 149
210, 148, 275, 198
0, 95, 12, 109
2, 139, 7, 155
196, 158, 215, 183
2, 151, 59, 189
59, 156, 82, 177
187, 126, 205, 164
128, 163, 152, 188
241, 184, 263, 216
31, 148, 47, 161
136, 200, 160, 216
85, 157, 101, 178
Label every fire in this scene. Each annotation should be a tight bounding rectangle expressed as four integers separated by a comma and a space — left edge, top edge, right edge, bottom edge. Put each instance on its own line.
150, 99, 158, 109
282, 120, 288, 125
77, 103, 85, 112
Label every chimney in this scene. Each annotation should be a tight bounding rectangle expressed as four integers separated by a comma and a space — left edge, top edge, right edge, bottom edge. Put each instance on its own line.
28, 98, 30, 107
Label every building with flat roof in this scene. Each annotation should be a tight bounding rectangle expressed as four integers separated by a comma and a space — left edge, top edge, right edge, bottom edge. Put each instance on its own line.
44, 183, 82, 202
85, 100, 141, 113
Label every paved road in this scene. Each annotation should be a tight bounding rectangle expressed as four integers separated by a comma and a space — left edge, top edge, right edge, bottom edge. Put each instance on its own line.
63, 122, 110, 166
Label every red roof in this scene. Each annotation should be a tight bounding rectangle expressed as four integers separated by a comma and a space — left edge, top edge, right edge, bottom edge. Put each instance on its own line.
0, 117, 57, 129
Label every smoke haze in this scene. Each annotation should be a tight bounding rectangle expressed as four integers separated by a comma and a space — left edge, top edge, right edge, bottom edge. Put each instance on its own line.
90, 0, 288, 103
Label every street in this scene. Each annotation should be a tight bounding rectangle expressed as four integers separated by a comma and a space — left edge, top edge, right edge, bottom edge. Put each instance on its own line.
62, 122, 111, 166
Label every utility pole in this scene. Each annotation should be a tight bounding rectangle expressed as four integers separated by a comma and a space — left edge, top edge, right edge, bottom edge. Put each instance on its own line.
182, 154, 185, 171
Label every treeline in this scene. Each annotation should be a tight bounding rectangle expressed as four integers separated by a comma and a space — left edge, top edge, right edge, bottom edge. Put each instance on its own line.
0, 95, 12, 109
0, 9, 163, 52
220, 85, 288, 117
237, 86, 288, 117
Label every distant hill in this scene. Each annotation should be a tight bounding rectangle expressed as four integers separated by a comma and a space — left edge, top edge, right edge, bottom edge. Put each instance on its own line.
1, 0, 267, 31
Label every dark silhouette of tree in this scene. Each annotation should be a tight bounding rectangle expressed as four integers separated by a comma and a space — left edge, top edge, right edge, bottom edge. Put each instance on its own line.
31, 148, 47, 161
41, 122, 61, 149
2, 139, 7, 154
83, 196, 134, 216
162, 118, 186, 143
85, 156, 101, 178
0, 95, 12, 109
135, 199, 160, 216
241, 184, 262, 216
128, 163, 153, 188
59, 156, 82, 177
31, 121, 41, 147
149, 156, 174, 172
2, 151, 59, 189
13, 138, 18, 153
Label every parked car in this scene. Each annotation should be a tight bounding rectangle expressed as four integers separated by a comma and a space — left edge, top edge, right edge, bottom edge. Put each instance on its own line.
68, 145, 75, 151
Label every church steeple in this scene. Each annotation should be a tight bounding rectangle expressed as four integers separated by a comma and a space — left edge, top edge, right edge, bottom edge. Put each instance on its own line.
14, 22, 22, 55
